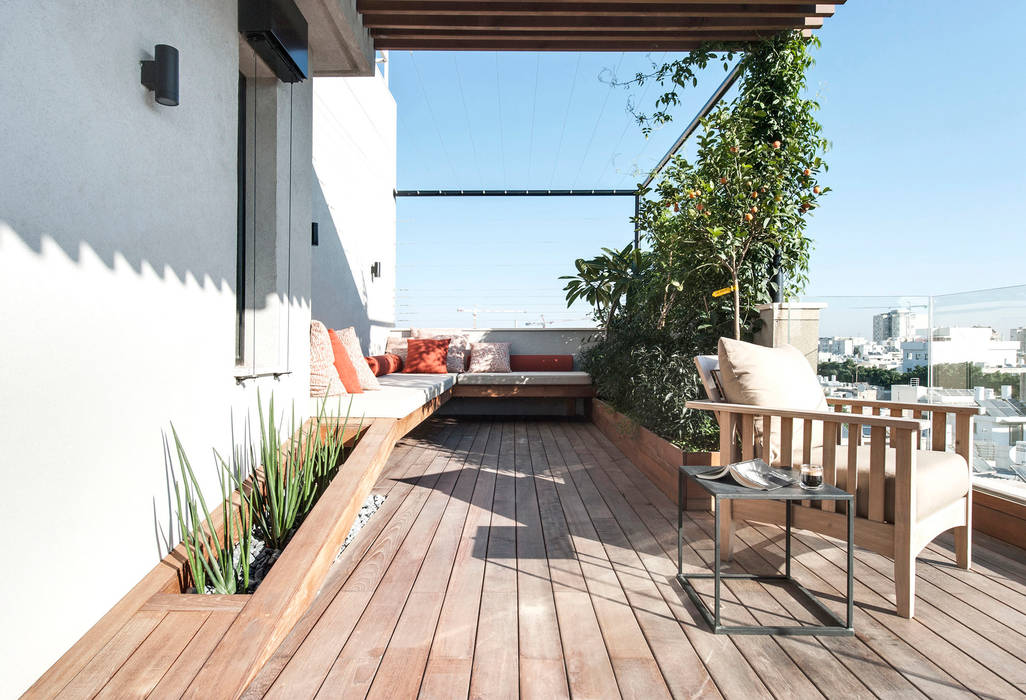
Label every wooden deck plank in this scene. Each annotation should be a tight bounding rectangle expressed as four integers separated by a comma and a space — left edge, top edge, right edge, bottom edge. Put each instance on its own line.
577, 423, 809, 700
242, 423, 445, 698
524, 422, 621, 700
537, 422, 671, 700
95, 610, 208, 699
54, 610, 165, 699
560, 422, 722, 700
317, 423, 480, 698
756, 521, 1023, 697
200, 418, 1026, 700
513, 420, 570, 700
363, 422, 487, 699
149, 611, 239, 700
467, 421, 520, 700
418, 421, 500, 699
260, 423, 463, 699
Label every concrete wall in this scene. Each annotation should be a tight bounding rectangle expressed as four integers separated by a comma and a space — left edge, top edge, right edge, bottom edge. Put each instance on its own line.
0, 3, 316, 695
754, 304, 826, 370
311, 69, 397, 355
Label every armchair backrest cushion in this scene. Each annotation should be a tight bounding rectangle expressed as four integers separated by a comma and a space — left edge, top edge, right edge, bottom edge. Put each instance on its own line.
717, 337, 827, 465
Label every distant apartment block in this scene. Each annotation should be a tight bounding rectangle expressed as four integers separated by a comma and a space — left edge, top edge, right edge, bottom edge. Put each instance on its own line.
901, 326, 1020, 372
872, 308, 920, 342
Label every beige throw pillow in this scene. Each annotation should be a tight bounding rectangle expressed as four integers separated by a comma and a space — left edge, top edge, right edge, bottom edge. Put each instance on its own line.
384, 335, 408, 365
468, 342, 511, 373
717, 338, 826, 465
310, 321, 346, 397
334, 326, 381, 390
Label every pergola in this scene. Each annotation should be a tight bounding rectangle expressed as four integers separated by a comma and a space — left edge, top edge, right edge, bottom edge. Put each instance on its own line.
357, 0, 842, 51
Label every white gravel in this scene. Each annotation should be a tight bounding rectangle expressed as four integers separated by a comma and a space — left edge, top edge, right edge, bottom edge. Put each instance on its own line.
335, 493, 387, 562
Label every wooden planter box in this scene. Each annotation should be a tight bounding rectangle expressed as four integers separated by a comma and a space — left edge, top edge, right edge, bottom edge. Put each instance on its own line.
589, 399, 716, 511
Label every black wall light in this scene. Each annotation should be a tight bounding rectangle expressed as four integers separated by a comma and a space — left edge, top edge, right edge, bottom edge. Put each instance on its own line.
311, 222, 319, 246
370, 262, 382, 279
141, 44, 179, 106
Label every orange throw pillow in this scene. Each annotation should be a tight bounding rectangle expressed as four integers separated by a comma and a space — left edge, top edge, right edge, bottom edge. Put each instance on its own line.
328, 330, 364, 393
403, 338, 451, 374
365, 354, 402, 376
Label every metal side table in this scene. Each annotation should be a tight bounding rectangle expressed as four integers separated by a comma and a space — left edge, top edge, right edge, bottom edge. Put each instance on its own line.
677, 464, 854, 636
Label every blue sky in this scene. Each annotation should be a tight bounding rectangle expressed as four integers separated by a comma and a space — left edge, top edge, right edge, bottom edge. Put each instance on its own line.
389, 1, 1026, 333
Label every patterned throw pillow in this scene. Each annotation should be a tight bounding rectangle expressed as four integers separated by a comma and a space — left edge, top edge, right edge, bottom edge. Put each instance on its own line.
332, 326, 381, 390
384, 335, 408, 364
310, 321, 346, 397
411, 329, 470, 373
467, 342, 512, 373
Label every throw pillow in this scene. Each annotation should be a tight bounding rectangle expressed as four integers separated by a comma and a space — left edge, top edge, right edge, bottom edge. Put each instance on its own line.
384, 335, 408, 364
310, 321, 346, 397
429, 334, 470, 373
332, 326, 381, 390
403, 338, 451, 374
718, 337, 826, 465
365, 354, 402, 376
468, 342, 511, 373
328, 330, 364, 393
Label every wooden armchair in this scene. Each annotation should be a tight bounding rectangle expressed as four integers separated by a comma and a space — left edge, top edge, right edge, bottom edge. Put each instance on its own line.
690, 353, 977, 619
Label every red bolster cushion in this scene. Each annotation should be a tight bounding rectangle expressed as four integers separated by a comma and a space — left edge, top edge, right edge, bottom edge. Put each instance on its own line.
509, 354, 574, 372
365, 354, 402, 377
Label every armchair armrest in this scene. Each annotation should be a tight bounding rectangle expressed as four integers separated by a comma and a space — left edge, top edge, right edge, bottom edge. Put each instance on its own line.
825, 397, 982, 417
686, 400, 922, 432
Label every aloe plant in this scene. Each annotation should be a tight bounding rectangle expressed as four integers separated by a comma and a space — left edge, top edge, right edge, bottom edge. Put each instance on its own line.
167, 426, 252, 594
248, 392, 358, 551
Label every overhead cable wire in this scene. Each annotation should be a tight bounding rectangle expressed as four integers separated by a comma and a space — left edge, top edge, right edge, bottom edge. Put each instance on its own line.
410, 51, 457, 182
571, 52, 624, 188
549, 54, 582, 188
495, 52, 507, 186
527, 54, 541, 183
595, 51, 666, 187
453, 55, 483, 187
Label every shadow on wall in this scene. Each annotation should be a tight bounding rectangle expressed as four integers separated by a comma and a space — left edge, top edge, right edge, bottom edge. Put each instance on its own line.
311, 174, 379, 351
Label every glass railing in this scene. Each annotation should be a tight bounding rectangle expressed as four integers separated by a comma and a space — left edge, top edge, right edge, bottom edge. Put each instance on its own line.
798, 285, 1026, 503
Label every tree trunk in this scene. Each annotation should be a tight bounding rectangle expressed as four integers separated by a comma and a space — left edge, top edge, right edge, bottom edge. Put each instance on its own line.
731, 274, 741, 340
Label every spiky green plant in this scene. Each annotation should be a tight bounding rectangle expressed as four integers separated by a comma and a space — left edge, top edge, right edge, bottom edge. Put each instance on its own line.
167, 426, 252, 594
248, 392, 359, 551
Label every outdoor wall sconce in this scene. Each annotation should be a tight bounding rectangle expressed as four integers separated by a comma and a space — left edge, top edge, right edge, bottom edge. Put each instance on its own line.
140, 44, 179, 106
370, 262, 382, 279
311, 222, 319, 246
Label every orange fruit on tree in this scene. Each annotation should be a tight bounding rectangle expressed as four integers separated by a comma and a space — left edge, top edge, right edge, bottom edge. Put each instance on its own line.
751, 191, 759, 199
745, 212, 754, 221
813, 186, 821, 194
750, 206, 758, 214
803, 168, 811, 177
772, 140, 781, 149
719, 177, 727, 184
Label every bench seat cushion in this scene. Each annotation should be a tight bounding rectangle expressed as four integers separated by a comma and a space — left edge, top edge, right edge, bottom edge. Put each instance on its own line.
456, 371, 591, 386
308, 373, 456, 419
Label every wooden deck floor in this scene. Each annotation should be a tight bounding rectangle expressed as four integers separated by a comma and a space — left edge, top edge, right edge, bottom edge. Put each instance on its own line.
238, 418, 1026, 699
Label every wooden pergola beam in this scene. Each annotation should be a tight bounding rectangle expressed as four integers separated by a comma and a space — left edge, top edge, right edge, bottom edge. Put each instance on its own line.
365, 14, 824, 31
357, 1, 839, 18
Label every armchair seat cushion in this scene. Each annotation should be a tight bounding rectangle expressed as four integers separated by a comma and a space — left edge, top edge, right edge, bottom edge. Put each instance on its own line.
809, 445, 969, 523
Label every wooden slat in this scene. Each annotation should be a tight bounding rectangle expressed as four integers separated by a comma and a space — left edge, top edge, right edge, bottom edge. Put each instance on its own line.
740, 413, 755, 460
801, 418, 813, 465
525, 423, 620, 699
96, 611, 209, 699
780, 416, 793, 467
761, 415, 772, 463
357, 1, 840, 18
932, 411, 947, 452
868, 425, 886, 523
373, 34, 811, 50
365, 14, 820, 30
822, 422, 837, 513
149, 611, 239, 699
54, 611, 165, 699
511, 421, 569, 700
141, 594, 249, 613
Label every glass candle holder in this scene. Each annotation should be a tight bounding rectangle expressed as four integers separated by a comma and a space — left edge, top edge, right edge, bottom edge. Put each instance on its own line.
799, 464, 824, 490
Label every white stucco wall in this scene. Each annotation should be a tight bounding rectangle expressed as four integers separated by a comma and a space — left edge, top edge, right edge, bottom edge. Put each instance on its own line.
311, 68, 397, 355
0, 3, 313, 695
